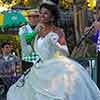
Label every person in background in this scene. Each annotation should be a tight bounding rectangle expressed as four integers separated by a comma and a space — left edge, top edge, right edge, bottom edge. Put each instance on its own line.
0, 41, 22, 92
28, 9, 40, 48
7, 2, 100, 100
88, 20, 100, 89
28, 9, 40, 29
18, 10, 40, 61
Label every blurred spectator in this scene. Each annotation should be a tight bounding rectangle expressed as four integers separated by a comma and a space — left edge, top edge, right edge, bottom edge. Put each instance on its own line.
27, 9, 40, 48
0, 41, 22, 76
28, 9, 40, 29
88, 20, 100, 89
0, 41, 22, 90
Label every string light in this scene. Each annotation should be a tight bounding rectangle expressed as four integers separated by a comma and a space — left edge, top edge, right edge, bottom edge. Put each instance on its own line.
0, 0, 18, 9
87, 0, 96, 10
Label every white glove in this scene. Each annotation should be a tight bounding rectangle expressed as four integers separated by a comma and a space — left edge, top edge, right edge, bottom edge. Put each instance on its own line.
56, 42, 69, 56
19, 26, 25, 36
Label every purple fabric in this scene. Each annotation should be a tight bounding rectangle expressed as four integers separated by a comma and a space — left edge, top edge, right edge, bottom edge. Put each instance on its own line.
89, 30, 100, 52
89, 30, 99, 43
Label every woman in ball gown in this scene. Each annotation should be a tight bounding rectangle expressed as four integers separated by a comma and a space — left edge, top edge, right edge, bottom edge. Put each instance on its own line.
7, 2, 100, 100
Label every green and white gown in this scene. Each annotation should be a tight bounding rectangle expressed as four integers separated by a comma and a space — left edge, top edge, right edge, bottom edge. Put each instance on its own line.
7, 32, 100, 100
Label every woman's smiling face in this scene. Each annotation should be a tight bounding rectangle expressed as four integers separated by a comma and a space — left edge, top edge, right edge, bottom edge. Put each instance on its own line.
39, 7, 53, 23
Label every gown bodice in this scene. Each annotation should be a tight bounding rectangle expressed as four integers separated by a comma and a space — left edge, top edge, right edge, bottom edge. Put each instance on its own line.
34, 31, 66, 61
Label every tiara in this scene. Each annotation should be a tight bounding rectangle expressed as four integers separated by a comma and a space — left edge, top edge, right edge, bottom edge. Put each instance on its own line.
42, 0, 56, 5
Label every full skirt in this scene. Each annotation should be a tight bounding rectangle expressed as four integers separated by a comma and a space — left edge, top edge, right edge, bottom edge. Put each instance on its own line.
7, 56, 100, 100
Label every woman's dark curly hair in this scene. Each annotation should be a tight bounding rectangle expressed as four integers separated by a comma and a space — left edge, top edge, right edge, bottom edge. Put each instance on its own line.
39, 3, 60, 26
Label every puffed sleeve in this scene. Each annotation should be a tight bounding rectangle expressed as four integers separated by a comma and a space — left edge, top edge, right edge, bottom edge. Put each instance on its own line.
19, 26, 33, 57
48, 32, 59, 45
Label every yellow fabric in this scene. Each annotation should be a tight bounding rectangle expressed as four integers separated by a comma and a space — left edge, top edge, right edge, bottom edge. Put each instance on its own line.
0, 14, 4, 26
